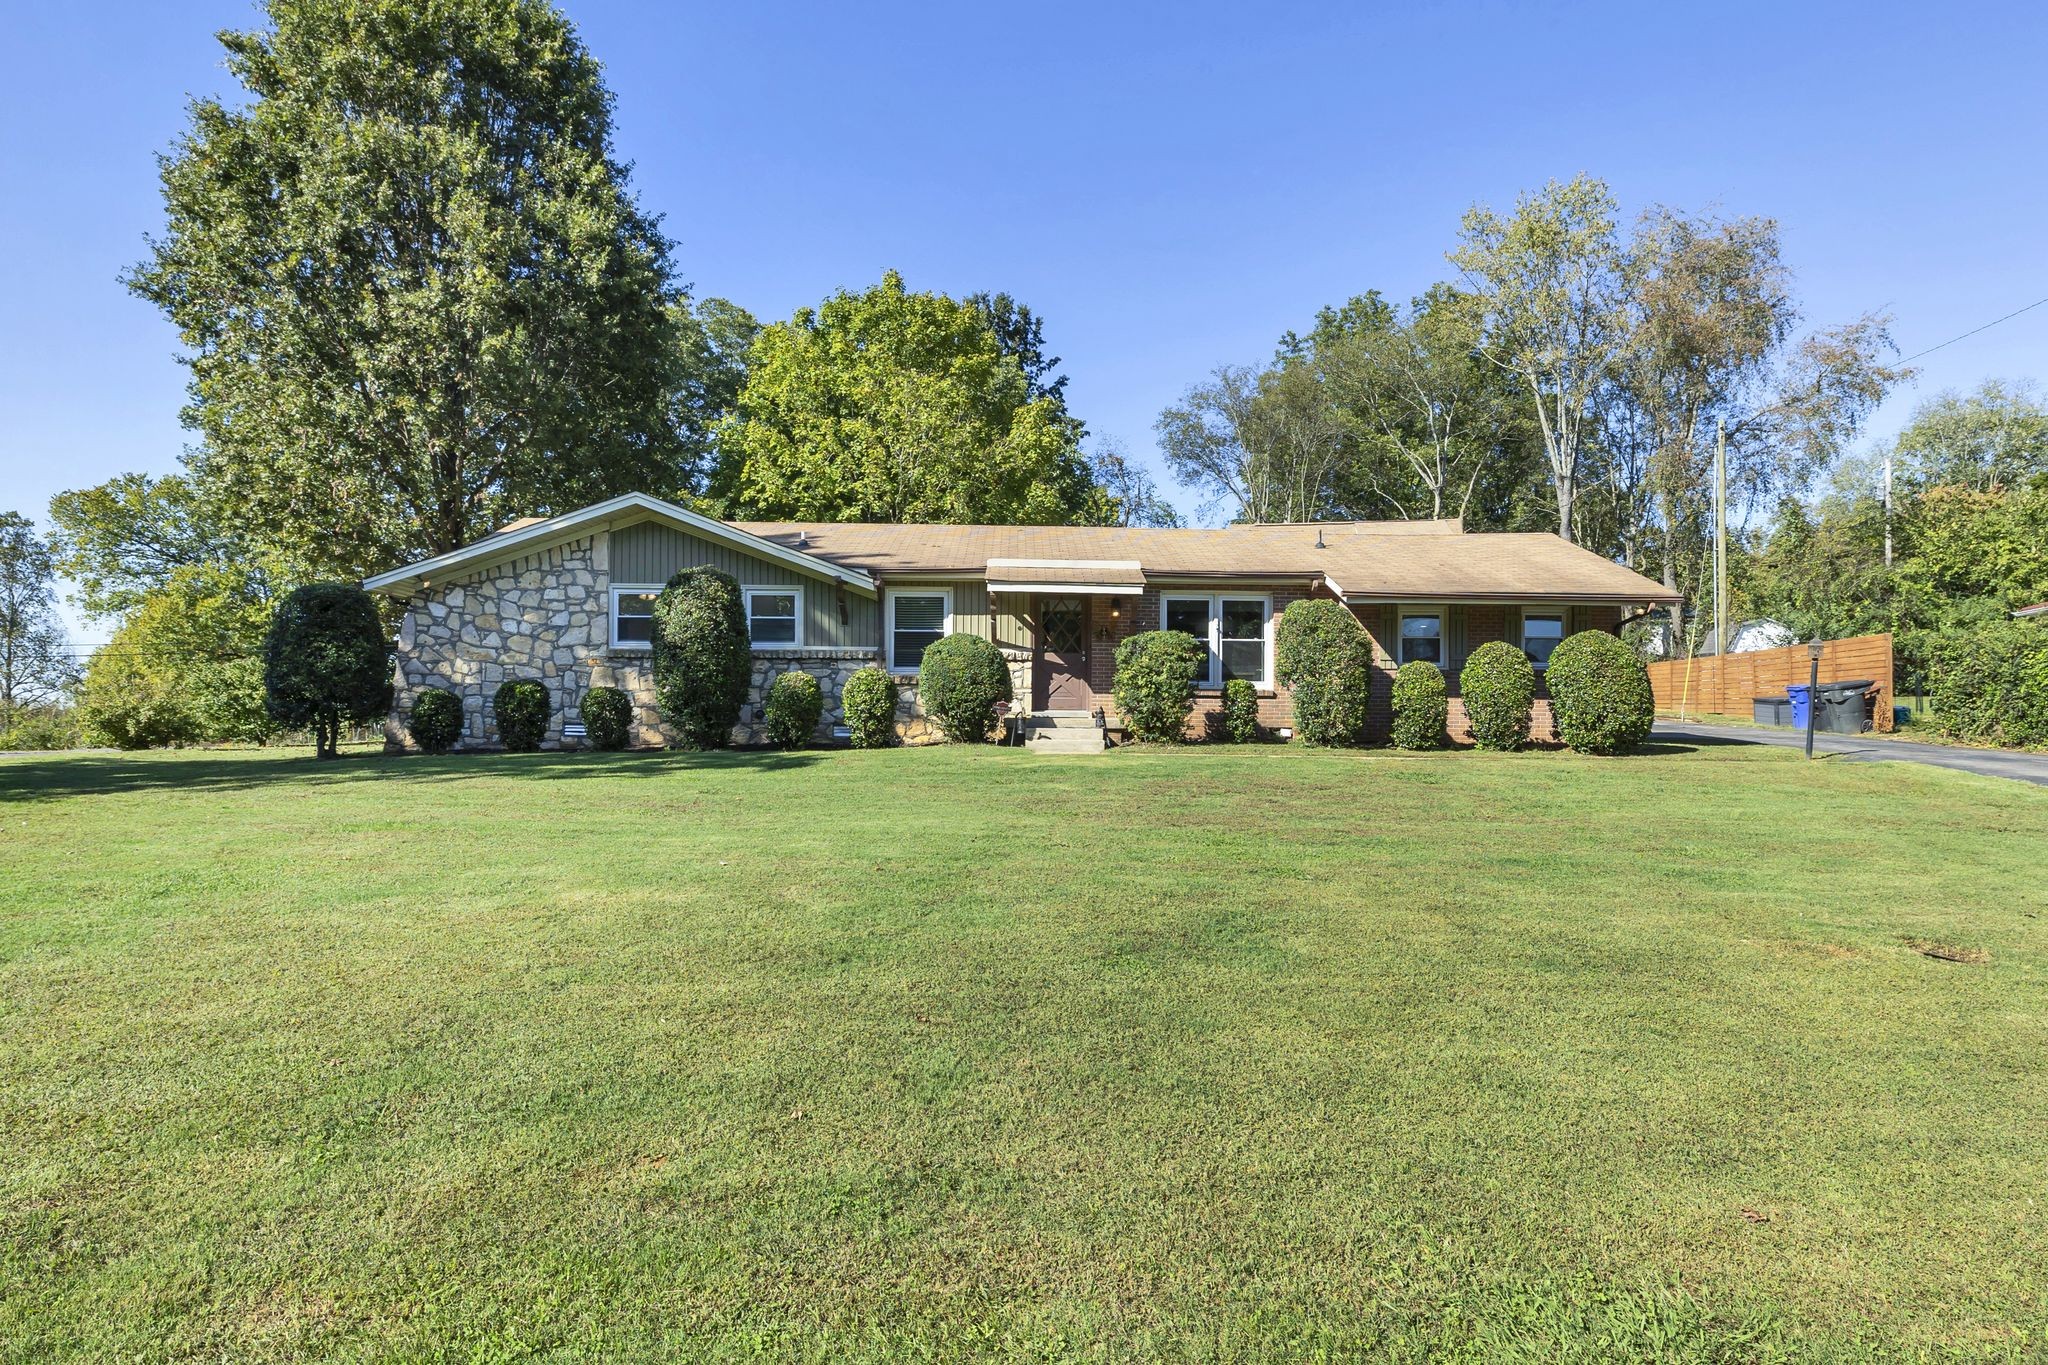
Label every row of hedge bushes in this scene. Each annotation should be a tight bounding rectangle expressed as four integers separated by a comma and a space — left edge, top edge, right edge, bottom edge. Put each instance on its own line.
1929, 623, 2048, 748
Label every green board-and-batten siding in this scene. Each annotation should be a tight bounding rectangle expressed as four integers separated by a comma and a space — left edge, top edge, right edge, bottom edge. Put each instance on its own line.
608, 520, 878, 648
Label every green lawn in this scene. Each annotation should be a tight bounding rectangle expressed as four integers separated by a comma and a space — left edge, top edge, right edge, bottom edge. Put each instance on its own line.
3, 741, 2045, 1362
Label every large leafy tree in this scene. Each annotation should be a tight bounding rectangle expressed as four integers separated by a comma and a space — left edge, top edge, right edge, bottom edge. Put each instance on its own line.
1450, 175, 1633, 543
1603, 208, 1903, 594
0, 513, 78, 717
1155, 363, 1350, 524
1888, 381, 2048, 493
78, 563, 278, 749
128, 0, 689, 580
712, 272, 1098, 523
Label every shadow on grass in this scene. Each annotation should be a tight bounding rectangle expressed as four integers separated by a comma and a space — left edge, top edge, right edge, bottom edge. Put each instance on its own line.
0, 746, 829, 803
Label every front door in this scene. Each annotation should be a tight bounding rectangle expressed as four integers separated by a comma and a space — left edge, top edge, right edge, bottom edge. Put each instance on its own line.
1033, 595, 1091, 710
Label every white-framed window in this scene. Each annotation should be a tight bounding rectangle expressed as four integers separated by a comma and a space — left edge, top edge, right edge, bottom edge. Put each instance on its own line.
887, 587, 951, 673
1163, 592, 1273, 688
1399, 610, 1444, 668
743, 586, 803, 648
610, 585, 662, 650
1521, 611, 1566, 669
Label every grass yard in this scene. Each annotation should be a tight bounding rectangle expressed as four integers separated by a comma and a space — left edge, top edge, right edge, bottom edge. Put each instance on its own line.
3, 740, 2045, 1362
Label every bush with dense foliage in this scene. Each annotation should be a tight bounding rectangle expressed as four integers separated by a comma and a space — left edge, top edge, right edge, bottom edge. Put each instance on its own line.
408, 686, 463, 754
651, 566, 750, 748
493, 679, 550, 751
841, 666, 898, 748
1110, 630, 1206, 742
262, 582, 390, 759
0, 706, 81, 752
1222, 678, 1261, 743
1390, 660, 1448, 750
80, 563, 277, 750
580, 685, 631, 751
1274, 600, 1373, 746
763, 671, 824, 749
1460, 640, 1535, 751
1929, 623, 2048, 748
917, 633, 1012, 743
1546, 630, 1656, 754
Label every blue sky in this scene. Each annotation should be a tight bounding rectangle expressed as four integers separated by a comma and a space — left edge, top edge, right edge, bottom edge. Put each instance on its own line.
5, 2, 2046, 633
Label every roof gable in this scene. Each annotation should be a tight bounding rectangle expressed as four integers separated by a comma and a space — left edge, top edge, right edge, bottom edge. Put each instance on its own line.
362, 493, 878, 595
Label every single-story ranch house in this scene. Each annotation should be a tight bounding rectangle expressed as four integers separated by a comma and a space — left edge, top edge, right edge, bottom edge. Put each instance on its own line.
364, 492, 1681, 749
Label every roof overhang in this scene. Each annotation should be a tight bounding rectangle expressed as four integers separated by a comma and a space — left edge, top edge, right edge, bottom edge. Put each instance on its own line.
361, 493, 878, 597
985, 558, 1144, 595
2015, 602, 2048, 619
1338, 591, 1684, 606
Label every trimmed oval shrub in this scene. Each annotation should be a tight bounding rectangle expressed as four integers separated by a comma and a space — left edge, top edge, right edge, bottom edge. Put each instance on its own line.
1390, 660, 1448, 750
1460, 640, 1535, 751
651, 566, 750, 749
917, 633, 1012, 743
1929, 623, 2048, 748
842, 666, 898, 749
1222, 677, 1261, 743
262, 582, 391, 759
763, 671, 824, 749
493, 678, 550, 752
1546, 630, 1655, 754
581, 685, 631, 751
1111, 629, 1206, 742
408, 686, 463, 754
1274, 599, 1372, 746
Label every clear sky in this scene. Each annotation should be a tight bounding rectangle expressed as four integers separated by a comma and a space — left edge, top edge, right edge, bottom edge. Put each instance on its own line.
5, 1, 2046, 634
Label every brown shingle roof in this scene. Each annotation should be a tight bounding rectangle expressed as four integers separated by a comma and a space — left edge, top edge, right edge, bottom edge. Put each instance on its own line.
729, 520, 1679, 603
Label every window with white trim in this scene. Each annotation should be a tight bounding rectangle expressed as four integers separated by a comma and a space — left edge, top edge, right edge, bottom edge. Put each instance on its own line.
744, 586, 802, 647
610, 586, 661, 649
887, 589, 950, 672
1521, 612, 1565, 669
1399, 610, 1443, 667
1163, 593, 1272, 687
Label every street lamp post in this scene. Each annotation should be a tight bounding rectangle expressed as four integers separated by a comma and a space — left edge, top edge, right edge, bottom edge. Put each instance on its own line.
1805, 637, 1824, 760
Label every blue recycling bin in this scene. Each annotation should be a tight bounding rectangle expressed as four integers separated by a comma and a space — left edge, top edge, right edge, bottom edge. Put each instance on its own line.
1787, 683, 1813, 730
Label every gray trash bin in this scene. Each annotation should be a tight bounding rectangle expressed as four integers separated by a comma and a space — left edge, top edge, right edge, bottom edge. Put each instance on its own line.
1752, 696, 1790, 726
1816, 680, 1875, 735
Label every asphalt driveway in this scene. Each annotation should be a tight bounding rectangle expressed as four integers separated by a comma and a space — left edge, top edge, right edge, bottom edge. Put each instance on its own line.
1652, 721, 2048, 787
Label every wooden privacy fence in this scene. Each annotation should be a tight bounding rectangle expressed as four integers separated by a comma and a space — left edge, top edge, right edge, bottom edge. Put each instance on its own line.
1648, 633, 1895, 732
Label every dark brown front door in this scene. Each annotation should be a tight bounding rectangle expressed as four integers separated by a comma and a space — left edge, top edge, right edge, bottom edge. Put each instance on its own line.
1033, 596, 1091, 710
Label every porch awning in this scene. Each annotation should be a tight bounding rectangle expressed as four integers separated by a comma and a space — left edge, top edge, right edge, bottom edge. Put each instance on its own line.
984, 558, 1145, 595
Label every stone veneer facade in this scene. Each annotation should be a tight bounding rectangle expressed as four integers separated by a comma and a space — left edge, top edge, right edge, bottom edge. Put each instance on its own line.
385, 529, 978, 751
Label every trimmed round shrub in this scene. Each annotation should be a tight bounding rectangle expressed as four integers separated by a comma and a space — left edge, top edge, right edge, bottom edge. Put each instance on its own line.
262, 582, 391, 759
408, 686, 463, 754
842, 666, 898, 749
1929, 623, 2048, 748
581, 685, 631, 751
1460, 640, 1535, 751
651, 566, 750, 749
1546, 630, 1655, 754
917, 633, 1012, 743
1274, 599, 1372, 746
1111, 630, 1205, 742
1222, 677, 1261, 743
493, 678, 550, 752
1390, 660, 1448, 750
763, 671, 824, 749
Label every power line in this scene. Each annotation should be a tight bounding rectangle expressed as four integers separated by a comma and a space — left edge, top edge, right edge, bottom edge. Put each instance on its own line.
1897, 294, 2048, 366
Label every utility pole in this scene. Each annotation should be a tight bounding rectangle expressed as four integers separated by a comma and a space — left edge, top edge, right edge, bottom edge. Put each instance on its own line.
1882, 445, 1894, 567
1714, 419, 1728, 658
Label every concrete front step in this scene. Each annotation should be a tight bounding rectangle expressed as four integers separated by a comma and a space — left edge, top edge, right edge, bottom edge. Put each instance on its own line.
1025, 728, 1107, 753
1022, 710, 1100, 730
